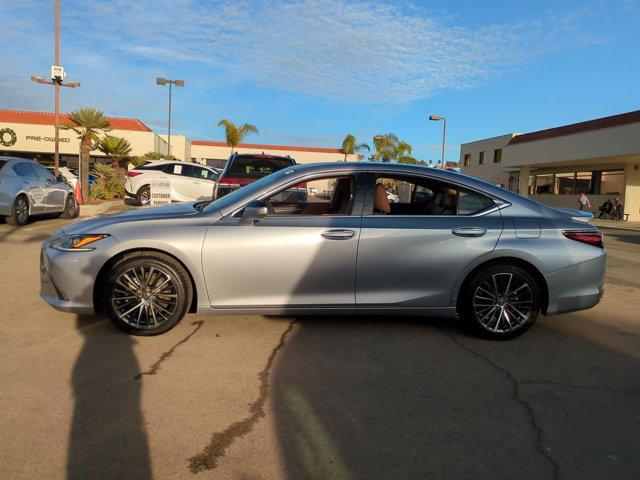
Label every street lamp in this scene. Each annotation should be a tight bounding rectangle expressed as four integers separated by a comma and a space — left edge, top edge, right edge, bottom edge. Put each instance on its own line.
156, 77, 184, 156
429, 115, 447, 169
29, 0, 80, 178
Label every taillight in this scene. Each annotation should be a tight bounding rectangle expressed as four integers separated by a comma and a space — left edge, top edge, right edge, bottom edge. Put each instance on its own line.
218, 177, 253, 187
127, 171, 143, 177
562, 231, 604, 248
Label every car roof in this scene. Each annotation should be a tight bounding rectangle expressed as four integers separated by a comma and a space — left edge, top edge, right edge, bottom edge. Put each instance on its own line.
0, 156, 38, 165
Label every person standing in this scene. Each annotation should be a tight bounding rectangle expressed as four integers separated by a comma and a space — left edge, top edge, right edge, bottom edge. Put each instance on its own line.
614, 197, 624, 220
579, 192, 591, 211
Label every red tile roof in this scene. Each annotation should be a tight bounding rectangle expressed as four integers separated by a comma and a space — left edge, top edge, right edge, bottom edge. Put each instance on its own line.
0, 109, 152, 132
192, 140, 344, 154
508, 109, 640, 145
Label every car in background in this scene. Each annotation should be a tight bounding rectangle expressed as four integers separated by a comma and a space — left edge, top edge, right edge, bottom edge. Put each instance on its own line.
40, 162, 604, 339
214, 153, 298, 199
46, 167, 98, 188
0, 157, 78, 226
125, 161, 220, 205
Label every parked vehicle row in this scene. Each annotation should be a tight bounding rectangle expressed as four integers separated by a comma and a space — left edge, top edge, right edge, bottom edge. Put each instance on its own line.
40, 162, 605, 340
0, 157, 79, 226
46, 167, 98, 189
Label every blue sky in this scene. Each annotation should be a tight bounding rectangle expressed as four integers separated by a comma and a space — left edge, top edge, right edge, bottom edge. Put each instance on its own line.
1, 0, 638, 162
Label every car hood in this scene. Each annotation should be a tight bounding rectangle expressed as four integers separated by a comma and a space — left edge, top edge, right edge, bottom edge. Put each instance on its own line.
62, 202, 207, 234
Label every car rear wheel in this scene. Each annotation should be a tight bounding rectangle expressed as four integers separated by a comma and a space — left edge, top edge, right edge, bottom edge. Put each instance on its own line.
137, 185, 150, 206
6, 195, 29, 226
462, 264, 540, 340
104, 252, 192, 335
59, 194, 79, 219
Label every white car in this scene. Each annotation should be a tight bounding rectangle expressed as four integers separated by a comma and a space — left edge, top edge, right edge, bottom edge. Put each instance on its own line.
125, 161, 220, 205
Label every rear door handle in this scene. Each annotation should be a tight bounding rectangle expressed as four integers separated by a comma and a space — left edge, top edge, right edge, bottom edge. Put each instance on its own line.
321, 229, 356, 240
452, 227, 487, 237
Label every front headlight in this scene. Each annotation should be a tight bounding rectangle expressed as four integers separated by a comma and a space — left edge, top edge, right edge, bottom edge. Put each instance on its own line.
51, 234, 110, 251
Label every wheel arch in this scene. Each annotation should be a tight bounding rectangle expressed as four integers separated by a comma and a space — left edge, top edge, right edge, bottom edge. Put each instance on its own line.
93, 247, 198, 314
455, 256, 549, 316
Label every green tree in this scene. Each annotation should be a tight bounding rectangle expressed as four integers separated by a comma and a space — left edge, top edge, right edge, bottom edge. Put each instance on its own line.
63, 108, 111, 200
341, 134, 370, 161
96, 135, 132, 170
371, 133, 399, 162
217, 119, 259, 155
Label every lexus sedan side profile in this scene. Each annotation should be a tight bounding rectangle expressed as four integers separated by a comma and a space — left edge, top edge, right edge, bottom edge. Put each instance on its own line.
1, 156, 79, 226
40, 162, 605, 339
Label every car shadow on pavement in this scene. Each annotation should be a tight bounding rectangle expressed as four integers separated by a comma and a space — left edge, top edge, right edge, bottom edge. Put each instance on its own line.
269, 315, 640, 480
67, 315, 151, 480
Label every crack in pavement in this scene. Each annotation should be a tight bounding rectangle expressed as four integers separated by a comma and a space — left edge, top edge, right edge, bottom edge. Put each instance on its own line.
135, 320, 205, 379
187, 320, 296, 474
441, 328, 561, 480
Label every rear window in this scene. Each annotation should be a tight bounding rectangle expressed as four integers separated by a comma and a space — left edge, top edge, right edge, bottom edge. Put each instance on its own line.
227, 156, 294, 176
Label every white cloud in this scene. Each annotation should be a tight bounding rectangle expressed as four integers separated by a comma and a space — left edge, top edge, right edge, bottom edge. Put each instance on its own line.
2, 0, 594, 107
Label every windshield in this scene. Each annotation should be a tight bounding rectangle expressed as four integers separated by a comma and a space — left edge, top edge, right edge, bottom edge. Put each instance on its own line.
203, 167, 293, 214
227, 156, 294, 176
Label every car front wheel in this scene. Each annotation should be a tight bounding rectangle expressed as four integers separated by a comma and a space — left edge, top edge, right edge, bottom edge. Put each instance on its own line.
104, 252, 192, 335
462, 264, 541, 340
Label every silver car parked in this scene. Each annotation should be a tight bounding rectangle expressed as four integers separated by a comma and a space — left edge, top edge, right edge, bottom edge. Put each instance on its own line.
40, 163, 605, 339
1, 156, 78, 226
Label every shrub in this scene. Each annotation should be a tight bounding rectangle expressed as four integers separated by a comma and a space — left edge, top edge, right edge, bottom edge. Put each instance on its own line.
88, 165, 125, 200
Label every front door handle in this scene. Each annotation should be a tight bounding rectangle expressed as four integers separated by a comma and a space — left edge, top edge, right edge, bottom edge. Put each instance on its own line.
452, 227, 487, 237
321, 229, 356, 240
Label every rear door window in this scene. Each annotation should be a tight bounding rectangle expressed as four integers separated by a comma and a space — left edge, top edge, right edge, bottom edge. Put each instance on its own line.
13, 162, 39, 179
32, 163, 55, 181
0, 160, 7, 171
458, 188, 494, 215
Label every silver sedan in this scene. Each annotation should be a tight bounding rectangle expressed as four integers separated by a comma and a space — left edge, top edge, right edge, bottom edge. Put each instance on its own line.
1, 156, 78, 226
40, 162, 605, 339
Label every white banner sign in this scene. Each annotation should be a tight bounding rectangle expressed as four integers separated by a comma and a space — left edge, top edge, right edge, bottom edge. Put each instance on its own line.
150, 180, 171, 206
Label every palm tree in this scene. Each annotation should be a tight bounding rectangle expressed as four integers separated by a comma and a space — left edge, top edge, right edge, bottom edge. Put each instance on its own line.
217, 119, 259, 155
63, 108, 110, 199
371, 133, 399, 162
341, 134, 370, 161
96, 135, 132, 170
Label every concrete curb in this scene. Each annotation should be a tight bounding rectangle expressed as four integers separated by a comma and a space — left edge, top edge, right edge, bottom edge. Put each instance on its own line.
593, 220, 640, 232
79, 200, 126, 217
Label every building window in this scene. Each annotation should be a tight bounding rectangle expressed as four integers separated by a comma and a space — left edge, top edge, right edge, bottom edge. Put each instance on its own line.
478, 151, 485, 165
575, 171, 592, 194
600, 170, 624, 195
493, 149, 502, 163
554, 172, 575, 195
534, 174, 554, 194
463, 154, 470, 167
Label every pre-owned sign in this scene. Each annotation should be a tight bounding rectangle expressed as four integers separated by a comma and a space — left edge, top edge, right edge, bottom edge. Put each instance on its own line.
25, 135, 71, 143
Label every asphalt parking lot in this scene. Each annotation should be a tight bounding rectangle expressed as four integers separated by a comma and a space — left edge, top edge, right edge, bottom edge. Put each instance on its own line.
1, 215, 639, 480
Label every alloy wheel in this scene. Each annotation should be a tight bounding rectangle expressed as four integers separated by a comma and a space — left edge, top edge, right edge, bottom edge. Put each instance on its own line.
16, 198, 28, 224
111, 266, 179, 328
472, 272, 534, 333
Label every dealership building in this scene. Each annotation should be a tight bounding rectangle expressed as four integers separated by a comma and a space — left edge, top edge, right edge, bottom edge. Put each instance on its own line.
460, 110, 640, 221
0, 109, 358, 169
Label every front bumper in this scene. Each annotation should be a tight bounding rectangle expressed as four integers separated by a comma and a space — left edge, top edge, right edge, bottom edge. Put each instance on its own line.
40, 236, 119, 315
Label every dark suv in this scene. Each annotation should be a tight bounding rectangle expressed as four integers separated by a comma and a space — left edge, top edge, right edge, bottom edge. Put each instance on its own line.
213, 153, 299, 199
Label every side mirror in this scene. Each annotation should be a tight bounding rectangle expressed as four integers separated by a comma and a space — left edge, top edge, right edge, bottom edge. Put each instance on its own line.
241, 200, 268, 223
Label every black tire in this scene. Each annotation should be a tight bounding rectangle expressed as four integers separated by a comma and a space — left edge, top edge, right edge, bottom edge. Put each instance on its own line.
6, 195, 29, 226
104, 252, 193, 336
461, 264, 541, 340
59, 194, 79, 219
137, 185, 150, 206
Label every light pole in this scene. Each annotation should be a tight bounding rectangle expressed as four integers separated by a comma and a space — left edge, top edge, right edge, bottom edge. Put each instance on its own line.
156, 78, 184, 156
30, 0, 80, 177
429, 115, 447, 169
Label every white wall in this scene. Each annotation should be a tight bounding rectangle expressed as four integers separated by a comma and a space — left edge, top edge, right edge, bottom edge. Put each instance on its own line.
459, 133, 516, 187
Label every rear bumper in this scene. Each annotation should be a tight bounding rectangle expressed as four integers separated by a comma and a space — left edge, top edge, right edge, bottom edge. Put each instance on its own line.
544, 250, 606, 315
